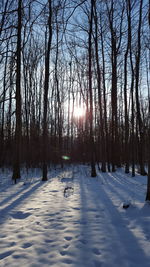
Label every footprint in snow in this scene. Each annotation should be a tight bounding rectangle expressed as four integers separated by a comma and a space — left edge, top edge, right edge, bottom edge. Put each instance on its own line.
92, 248, 101, 255
72, 207, 80, 210
22, 242, 32, 249
17, 234, 27, 239
45, 239, 54, 243
64, 236, 72, 241
60, 250, 68, 256
63, 244, 70, 249
12, 254, 23, 259
8, 241, 16, 247
11, 211, 31, 219
0, 234, 6, 238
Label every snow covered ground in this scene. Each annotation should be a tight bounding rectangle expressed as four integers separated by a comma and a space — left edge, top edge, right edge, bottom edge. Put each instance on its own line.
0, 165, 150, 267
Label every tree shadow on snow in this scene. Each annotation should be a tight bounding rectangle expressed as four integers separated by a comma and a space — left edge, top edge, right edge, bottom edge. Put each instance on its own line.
78, 173, 150, 267
0, 181, 46, 225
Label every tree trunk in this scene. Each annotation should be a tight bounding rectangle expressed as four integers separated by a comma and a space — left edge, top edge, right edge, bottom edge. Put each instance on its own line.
100, 13, 110, 172
107, 0, 119, 171
89, 0, 96, 177
42, 0, 52, 181
135, 0, 146, 176
93, 1, 106, 172
124, 28, 129, 173
0, 43, 8, 166
145, 127, 150, 200
12, 0, 22, 183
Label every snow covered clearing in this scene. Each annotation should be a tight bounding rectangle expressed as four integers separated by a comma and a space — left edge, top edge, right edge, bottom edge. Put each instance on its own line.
0, 165, 150, 267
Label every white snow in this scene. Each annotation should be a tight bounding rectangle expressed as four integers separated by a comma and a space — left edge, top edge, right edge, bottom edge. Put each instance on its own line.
0, 165, 150, 267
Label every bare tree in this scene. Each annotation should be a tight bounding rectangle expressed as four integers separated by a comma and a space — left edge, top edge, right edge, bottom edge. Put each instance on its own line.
12, 0, 22, 183
93, 0, 106, 172
88, 0, 96, 177
42, 0, 52, 181
134, 0, 146, 175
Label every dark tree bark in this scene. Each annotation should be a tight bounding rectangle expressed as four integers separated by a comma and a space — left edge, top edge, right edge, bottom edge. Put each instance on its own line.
54, 8, 63, 168
99, 13, 110, 172
89, 0, 96, 177
127, 0, 135, 177
145, 8, 150, 199
107, 0, 120, 171
7, 55, 14, 165
0, 42, 8, 166
42, 0, 52, 181
124, 0, 131, 174
145, 123, 150, 200
135, 0, 146, 176
12, 0, 22, 183
93, 1, 106, 172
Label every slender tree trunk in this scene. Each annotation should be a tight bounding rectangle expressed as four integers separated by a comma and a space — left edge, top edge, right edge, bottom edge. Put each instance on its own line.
107, 0, 119, 171
127, 0, 135, 177
67, 62, 71, 152
100, 13, 110, 172
55, 11, 63, 167
23, 55, 30, 168
135, 0, 146, 175
145, 12, 150, 199
7, 55, 13, 165
145, 70, 150, 199
12, 0, 22, 183
42, 0, 52, 181
124, 25, 129, 173
0, 43, 8, 166
145, 125, 150, 200
89, 0, 96, 177
93, 2, 106, 172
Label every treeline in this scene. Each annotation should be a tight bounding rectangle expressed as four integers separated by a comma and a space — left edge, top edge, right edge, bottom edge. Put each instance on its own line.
0, 0, 149, 193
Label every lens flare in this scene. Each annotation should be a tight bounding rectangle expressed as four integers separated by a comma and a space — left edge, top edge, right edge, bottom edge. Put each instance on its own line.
62, 155, 70, 160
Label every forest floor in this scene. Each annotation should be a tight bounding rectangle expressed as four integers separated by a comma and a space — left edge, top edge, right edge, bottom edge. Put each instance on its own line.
0, 164, 150, 267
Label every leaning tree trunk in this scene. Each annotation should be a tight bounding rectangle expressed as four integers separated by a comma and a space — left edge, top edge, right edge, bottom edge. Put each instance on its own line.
12, 0, 22, 183
42, 0, 52, 181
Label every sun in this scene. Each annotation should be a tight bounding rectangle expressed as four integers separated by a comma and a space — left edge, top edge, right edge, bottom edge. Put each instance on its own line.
73, 106, 86, 118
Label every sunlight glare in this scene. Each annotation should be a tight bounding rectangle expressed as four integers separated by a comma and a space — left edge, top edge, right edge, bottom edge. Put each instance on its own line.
74, 106, 86, 118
